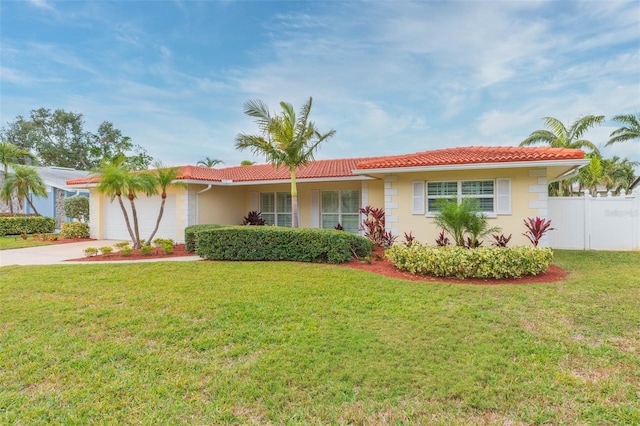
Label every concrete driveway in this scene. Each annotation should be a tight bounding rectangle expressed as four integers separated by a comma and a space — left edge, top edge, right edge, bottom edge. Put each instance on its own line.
0, 240, 199, 267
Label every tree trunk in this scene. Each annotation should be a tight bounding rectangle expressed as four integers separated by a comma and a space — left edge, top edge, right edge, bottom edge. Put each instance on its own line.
290, 167, 299, 228
26, 195, 40, 216
128, 193, 141, 249
146, 194, 166, 245
116, 194, 137, 245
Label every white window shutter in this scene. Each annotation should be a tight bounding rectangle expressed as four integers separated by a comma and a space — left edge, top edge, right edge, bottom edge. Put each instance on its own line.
412, 181, 425, 215
496, 178, 511, 215
310, 190, 320, 228
250, 192, 259, 212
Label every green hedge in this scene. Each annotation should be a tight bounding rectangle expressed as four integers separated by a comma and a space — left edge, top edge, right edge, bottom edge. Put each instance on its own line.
194, 226, 373, 264
386, 243, 553, 279
184, 224, 230, 253
0, 216, 56, 236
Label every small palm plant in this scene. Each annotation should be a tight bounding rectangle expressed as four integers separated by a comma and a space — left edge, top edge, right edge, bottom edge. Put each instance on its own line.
433, 198, 500, 248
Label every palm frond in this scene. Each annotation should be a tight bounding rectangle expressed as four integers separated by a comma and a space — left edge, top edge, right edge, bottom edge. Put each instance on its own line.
569, 115, 604, 140
519, 130, 557, 146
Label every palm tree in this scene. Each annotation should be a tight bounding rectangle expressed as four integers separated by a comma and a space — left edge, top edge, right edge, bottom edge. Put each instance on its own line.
520, 115, 604, 154
607, 113, 640, 145
602, 156, 638, 194
433, 198, 500, 247
2, 165, 47, 215
577, 156, 605, 195
94, 157, 157, 248
0, 141, 37, 213
146, 164, 187, 245
196, 157, 224, 168
520, 115, 604, 195
235, 97, 336, 228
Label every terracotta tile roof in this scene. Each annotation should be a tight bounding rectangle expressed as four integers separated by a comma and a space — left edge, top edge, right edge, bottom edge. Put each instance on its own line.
66, 158, 380, 186
196, 157, 379, 182
66, 147, 586, 186
355, 146, 586, 170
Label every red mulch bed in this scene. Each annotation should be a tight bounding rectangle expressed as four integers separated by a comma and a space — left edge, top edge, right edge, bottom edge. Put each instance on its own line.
340, 251, 567, 285
66, 244, 192, 262
67, 243, 566, 284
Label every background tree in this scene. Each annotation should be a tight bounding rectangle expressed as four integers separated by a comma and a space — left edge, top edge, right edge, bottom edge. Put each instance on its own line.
235, 97, 335, 228
146, 164, 187, 245
607, 113, 640, 145
63, 196, 90, 223
89, 122, 153, 170
240, 160, 256, 166
2, 165, 47, 215
1, 108, 152, 170
0, 141, 37, 213
196, 157, 224, 167
520, 115, 604, 196
519, 115, 604, 154
94, 157, 157, 248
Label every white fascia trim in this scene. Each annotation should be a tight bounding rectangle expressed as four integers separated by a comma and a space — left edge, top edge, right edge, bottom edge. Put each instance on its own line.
351, 159, 590, 175
180, 176, 375, 186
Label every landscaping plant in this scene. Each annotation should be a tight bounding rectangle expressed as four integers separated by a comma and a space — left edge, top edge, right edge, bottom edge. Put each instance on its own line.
435, 230, 450, 246
140, 245, 154, 256
433, 198, 500, 247
60, 222, 90, 239
99, 246, 113, 256
491, 233, 512, 247
403, 231, 415, 247
523, 217, 554, 247
83, 247, 98, 257
62, 196, 89, 223
242, 211, 266, 226
360, 206, 386, 247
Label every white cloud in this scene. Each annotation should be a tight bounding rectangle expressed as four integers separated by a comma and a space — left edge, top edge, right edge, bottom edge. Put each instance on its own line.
28, 0, 55, 11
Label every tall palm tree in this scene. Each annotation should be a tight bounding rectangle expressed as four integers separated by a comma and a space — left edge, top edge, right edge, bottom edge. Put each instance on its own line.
0, 141, 37, 213
94, 157, 157, 248
607, 113, 640, 145
519, 115, 604, 155
146, 164, 187, 245
235, 97, 336, 228
520, 115, 604, 195
2, 165, 47, 215
196, 157, 224, 167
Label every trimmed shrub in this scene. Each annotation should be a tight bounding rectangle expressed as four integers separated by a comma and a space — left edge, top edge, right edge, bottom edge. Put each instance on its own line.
386, 243, 553, 279
61, 222, 90, 239
194, 226, 373, 264
99, 246, 113, 255
140, 245, 154, 256
184, 224, 230, 253
0, 216, 56, 236
83, 247, 98, 257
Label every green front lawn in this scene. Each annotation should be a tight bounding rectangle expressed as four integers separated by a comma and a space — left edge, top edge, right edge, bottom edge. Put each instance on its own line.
0, 235, 55, 250
1, 250, 639, 424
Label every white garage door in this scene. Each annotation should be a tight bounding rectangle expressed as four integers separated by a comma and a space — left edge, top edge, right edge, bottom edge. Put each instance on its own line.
103, 195, 177, 242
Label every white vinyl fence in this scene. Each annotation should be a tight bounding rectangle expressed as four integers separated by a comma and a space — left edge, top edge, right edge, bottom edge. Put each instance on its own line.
548, 189, 640, 251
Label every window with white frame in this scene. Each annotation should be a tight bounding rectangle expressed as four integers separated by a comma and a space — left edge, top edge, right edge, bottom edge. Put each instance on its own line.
260, 192, 292, 226
321, 190, 360, 233
426, 180, 495, 214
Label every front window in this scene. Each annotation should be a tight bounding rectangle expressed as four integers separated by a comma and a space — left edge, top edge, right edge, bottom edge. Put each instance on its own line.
260, 192, 292, 226
427, 180, 495, 214
321, 190, 360, 233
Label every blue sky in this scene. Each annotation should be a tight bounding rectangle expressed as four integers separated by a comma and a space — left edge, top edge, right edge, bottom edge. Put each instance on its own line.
1, 0, 639, 168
